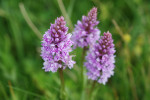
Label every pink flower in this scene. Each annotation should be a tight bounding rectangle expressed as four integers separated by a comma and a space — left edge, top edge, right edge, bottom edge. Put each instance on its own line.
41, 16, 75, 72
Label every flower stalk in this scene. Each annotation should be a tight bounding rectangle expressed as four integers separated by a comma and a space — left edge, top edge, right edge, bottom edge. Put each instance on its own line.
89, 81, 96, 100
81, 47, 87, 88
59, 68, 66, 100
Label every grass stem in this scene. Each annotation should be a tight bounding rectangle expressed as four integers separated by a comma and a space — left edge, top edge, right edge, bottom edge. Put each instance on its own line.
19, 3, 42, 39
57, 0, 73, 30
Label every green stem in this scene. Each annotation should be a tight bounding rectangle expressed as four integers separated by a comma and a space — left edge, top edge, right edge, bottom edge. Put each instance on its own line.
81, 47, 87, 100
89, 81, 96, 100
59, 68, 66, 100
81, 47, 87, 89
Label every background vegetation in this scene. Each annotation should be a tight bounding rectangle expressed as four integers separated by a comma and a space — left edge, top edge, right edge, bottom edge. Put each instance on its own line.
0, 0, 150, 100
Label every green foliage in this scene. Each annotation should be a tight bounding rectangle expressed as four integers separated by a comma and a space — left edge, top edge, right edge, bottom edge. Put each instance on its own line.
0, 0, 150, 100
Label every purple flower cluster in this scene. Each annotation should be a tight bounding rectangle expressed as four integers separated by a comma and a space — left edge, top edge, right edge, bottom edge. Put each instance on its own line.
41, 16, 75, 72
84, 31, 116, 85
41, 7, 116, 85
72, 7, 100, 48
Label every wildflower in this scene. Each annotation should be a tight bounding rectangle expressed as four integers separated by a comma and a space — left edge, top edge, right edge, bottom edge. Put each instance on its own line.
84, 31, 116, 85
41, 16, 75, 72
72, 7, 100, 48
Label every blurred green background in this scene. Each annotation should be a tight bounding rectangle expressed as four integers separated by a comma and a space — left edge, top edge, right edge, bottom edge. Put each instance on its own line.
0, 0, 150, 100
